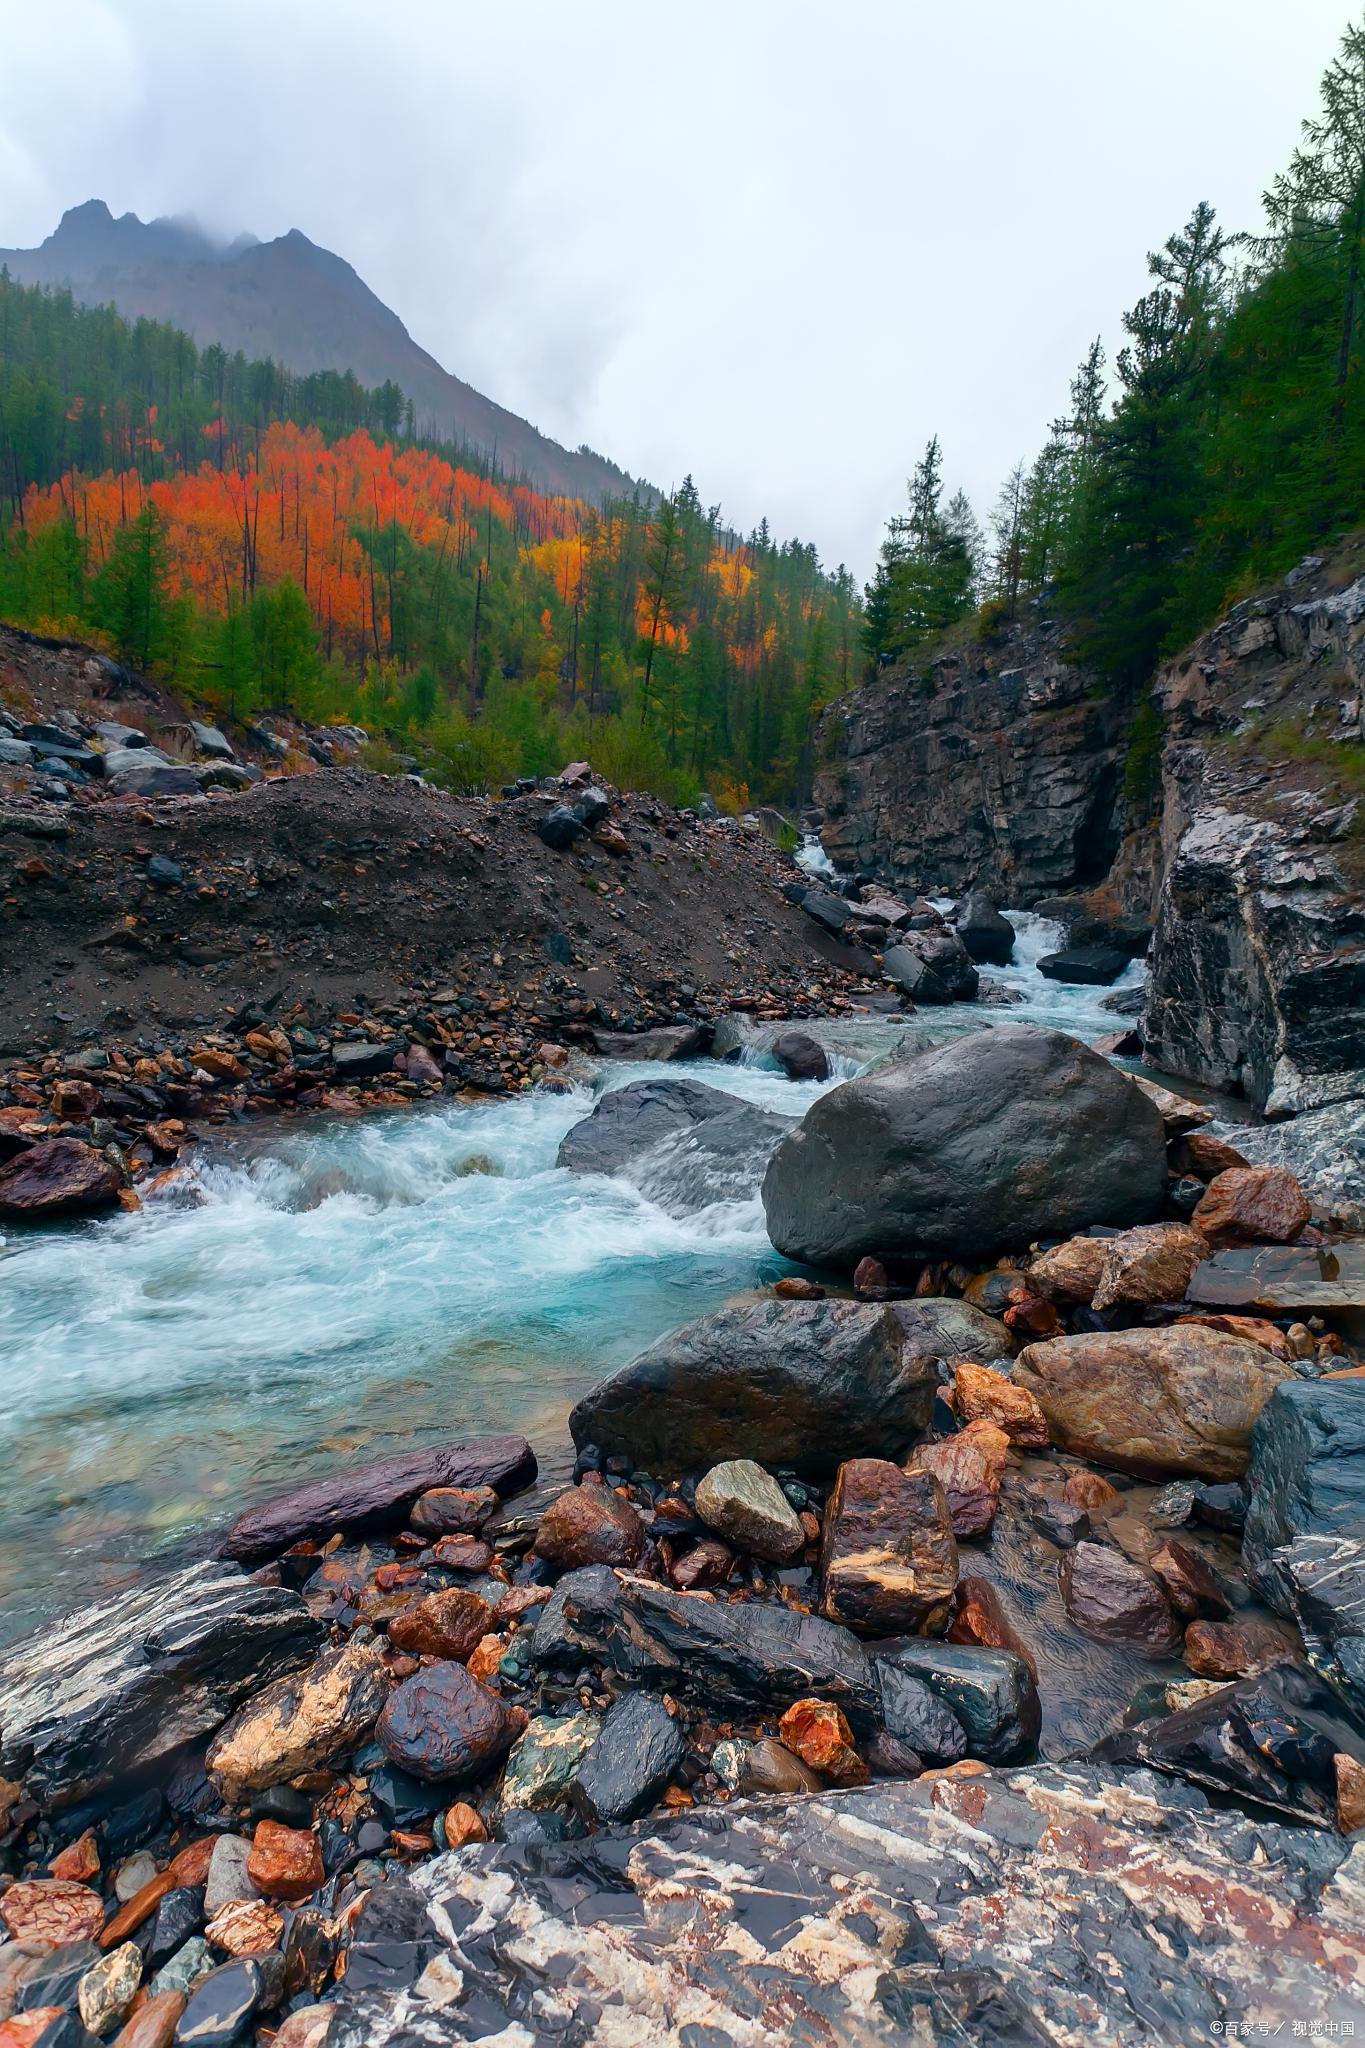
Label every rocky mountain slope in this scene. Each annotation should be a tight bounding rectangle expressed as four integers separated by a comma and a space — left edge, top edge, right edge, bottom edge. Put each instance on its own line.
0, 202, 642, 503
812, 610, 1126, 900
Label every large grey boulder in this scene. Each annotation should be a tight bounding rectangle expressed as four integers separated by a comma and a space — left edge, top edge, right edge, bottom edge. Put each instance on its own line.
956, 891, 1015, 966
322, 1764, 1365, 2048
882, 930, 978, 1004
762, 1024, 1167, 1269
569, 1298, 938, 1470
0, 1562, 324, 1808
558, 1077, 794, 1214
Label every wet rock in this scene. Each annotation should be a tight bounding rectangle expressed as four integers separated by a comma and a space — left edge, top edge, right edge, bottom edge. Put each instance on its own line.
883, 931, 979, 1004
818, 1462, 958, 1635
0, 1561, 323, 1811
1187, 1240, 1365, 1315
867, 1653, 974, 1763
875, 1643, 1039, 1764
388, 1591, 495, 1663
0, 1885, 103, 1946
110, 1989, 186, 2048
534, 1480, 644, 1568
532, 1566, 879, 1720
948, 1576, 1037, 1672
1193, 1165, 1312, 1246
268, 2008, 333, 2048
570, 1299, 938, 1472
573, 1694, 686, 1823
376, 1664, 519, 1784
852, 1254, 889, 1296
1031, 1497, 1090, 1548
556, 1077, 794, 1213
1060, 1542, 1182, 1654
1241, 1379, 1365, 1682
1148, 1540, 1231, 1621
955, 892, 1014, 967
408, 1487, 497, 1537
668, 1538, 733, 1590
1183, 1620, 1290, 1679
694, 1461, 804, 1562
763, 1025, 1166, 1268
148, 1939, 213, 2002
1178, 1312, 1295, 1359
220, 1438, 534, 1563
889, 1298, 1016, 1366
440, 1803, 488, 1851
1012, 1325, 1292, 1480
770, 1031, 830, 1082
592, 1023, 711, 1061
427, 1535, 493, 1575
1336, 1753, 1365, 1833
501, 1712, 601, 1812
951, 1361, 1049, 1448
736, 1736, 825, 1795
12, 1941, 101, 2018
1091, 1222, 1208, 1310
50, 1837, 100, 1886
206, 1636, 390, 1802
147, 1892, 205, 1969
1064, 1470, 1121, 1514
173, 1958, 261, 2047
773, 1276, 825, 1300
0, 1139, 121, 1220
777, 1700, 867, 1785
245, 1821, 323, 1903
76, 1946, 141, 2036
1175, 1130, 1251, 1179
1037, 944, 1129, 985
906, 1421, 1009, 1538
201, 1839, 256, 1919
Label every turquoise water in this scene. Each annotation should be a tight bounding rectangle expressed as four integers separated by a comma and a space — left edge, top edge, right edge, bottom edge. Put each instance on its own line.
0, 911, 1147, 1639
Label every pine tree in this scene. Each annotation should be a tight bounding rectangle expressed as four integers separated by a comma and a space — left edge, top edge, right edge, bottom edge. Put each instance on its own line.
91, 505, 173, 672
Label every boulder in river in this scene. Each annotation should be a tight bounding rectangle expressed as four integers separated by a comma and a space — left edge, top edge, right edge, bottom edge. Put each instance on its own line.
556, 1075, 794, 1212
1037, 944, 1130, 985
0, 1561, 324, 1809
592, 1023, 712, 1061
220, 1437, 536, 1563
882, 932, 978, 1004
1011, 1325, 1292, 1480
1242, 1378, 1365, 1692
568, 1298, 939, 1471
761, 1024, 1167, 1269
530, 1566, 880, 1722
818, 1461, 958, 1635
0, 1137, 122, 1219
206, 1634, 391, 1801
770, 1030, 830, 1081
317, 1762, 1360, 2048
955, 891, 1015, 966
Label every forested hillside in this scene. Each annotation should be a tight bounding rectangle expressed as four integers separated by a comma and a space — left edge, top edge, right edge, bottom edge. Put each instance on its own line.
863, 15, 1365, 721
0, 280, 857, 803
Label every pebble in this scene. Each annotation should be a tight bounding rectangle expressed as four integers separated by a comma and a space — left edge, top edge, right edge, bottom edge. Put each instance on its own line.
114, 1852, 159, 1904
778, 1700, 868, 1786
201, 1837, 257, 1917
174, 1957, 262, 2046
110, 1988, 186, 2048
245, 1821, 324, 1903
0, 1882, 105, 1945
150, 1937, 214, 2000
77, 1940, 142, 2035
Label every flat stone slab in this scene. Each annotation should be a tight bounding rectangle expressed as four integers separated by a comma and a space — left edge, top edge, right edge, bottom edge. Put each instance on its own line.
0, 1561, 323, 1808
323, 1763, 1365, 2045
1188, 1243, 1365, 1315
220, 1437, 537, 1562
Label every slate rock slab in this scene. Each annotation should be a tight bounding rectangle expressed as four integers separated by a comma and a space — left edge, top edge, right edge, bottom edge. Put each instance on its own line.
220, 1437, 536, 1562
321, 1763, 1365, 2046
0, 1562, 323, 1809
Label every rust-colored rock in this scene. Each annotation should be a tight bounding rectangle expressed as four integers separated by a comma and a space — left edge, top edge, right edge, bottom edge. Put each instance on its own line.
1183, 1619, 1291, 1679
852, 1255, 889, 1297
1091, 1223, 1208, 1311
376, 1660, 519, 1783
110, 1990, 186, 2048
270, 2008, 335, 2048
777, 1700, 868, 1786
534, 1479, 645, 1568
0, 1879, 105, 1943
206, 1896, 285, 1954
0, 2013, 69, 2047
1059, 1541, 1182, 1654
669, 1537, 734, 1590
1149, 1540, 1231, 1620
907, 1421, 1009, 1538
429, 1533, 495, 1572
1175, 1131, 1250, 1179
167, 1838, 216, 1888
818, 1460, 958, 1634
246, 1820, 325, 1902
0, 1138, 122, 1219
207, 1634, 391, 1801
1012, 1326, 1292, 1480
442, 1801, 489, 1848
1336, 1752, 1365, 1834
948, 1575, 1038, 1677
466, 1633, 508, 1681
773, 1276, 825, 1300
388, 1589, 496, 1663
1026, 1236, 1109, 1304
1177, 1314, 1294, 1360
1193, 1166, 1311, 1247
98, 1870, 173, 1948
953, 1361, 1049, 1448
50, 1831, 100, 1882
1063, 1470, 1121, 1513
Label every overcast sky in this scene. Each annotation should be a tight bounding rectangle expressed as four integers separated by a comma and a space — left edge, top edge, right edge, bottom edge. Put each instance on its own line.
0, 0, 1353, 576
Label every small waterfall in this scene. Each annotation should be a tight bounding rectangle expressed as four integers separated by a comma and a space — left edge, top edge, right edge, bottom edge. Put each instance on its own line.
795, 831, 837, 881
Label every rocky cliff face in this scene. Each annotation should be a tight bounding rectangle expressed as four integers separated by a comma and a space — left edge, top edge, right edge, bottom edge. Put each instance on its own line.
813, 613, 1125, 899
1139, 552, 1365, 1113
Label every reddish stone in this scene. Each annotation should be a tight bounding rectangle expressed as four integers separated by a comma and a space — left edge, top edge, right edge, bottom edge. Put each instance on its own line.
1193, 1166, 1311, 1247
404, 1045, 445, 1087
52, 1078, 101, 1118
1175, 1131, 1250, 1179
50, 1831, 100, 1882
1063, 1470, 1122, 1514
907, 1420, 1009, 1538
1335, 1753, 1365, 1834
1149, 1540, 1232, 1620
246, 1820, 325, 1902
373, 1562, 424, 1591
167, 1838, 216, 1887
1183, 1619, 1290, 1678
389, 1588, 496, 1663
1059, 1541, 1182, 1654
852, 1255, 889, 1297
442, 1801, 489, 1848
778, 1700, 868, 1786
1091, 1223, 1208, 1312
0, 1138, 122, 1219
110, 1991, 186, 2048
534, 1480, 645, 1568
773, 1276, 825, 1300
669, 1537, 734, 1590
206, 1896, 285, 1954
0, 1879, 106, 1944
466, 1633, 508, 1681
1002, 1290, 1061, 1338
953, 1362, 1050, 1449
0, 2012, 69, 2047
948, 1575, 1038, 1677
493, 1584, 547, 1622
1177, 1314, 1294, 1360
818, 1460, 958, 1634
377, 1661, 519, 1783
1027, 1237, 1108, 1305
